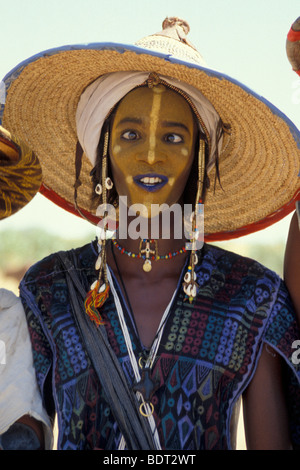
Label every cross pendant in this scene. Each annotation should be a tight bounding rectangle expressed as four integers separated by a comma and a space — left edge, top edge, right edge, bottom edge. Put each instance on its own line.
139, 239, 158, 273
139, 239, 158, 260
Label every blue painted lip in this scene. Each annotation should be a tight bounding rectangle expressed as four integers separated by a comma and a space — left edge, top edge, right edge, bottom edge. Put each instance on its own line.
133, 174, 168, 192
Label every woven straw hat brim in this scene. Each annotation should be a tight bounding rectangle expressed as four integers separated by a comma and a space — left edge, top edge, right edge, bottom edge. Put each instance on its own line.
1, 43, 299, 240
0, 129, 42, 220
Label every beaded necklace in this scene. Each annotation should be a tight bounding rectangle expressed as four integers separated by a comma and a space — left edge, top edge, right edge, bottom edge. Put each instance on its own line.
112, 238, 187, 272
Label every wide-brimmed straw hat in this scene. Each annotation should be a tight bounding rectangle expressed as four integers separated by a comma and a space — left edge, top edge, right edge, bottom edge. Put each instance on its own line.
0, 17, 299, 240
0, 126, 42, 220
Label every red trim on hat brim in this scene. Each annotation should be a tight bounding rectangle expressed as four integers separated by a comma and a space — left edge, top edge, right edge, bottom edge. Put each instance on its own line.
39, 183, 100, 225
287, 28, 300, 42
287, 27, 300, 75
205, 188, 300, 241
39, 183, 300, 242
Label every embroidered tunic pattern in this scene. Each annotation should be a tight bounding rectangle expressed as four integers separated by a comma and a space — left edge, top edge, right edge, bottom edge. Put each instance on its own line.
19, 241, 300, 450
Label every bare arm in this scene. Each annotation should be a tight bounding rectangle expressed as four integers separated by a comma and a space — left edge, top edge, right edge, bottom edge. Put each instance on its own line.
243, 344, 292, 450
284, 211, 300, 322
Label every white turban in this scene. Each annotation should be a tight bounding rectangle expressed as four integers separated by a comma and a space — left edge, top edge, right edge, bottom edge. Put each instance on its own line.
76, 71, 222, 172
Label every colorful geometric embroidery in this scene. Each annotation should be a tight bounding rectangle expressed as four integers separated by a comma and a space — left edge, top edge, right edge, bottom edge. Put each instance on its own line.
20, 241, 300, 450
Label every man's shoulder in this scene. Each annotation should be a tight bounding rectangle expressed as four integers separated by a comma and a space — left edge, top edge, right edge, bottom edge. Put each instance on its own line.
198, 243, 282, 293
21, 240, 97, 286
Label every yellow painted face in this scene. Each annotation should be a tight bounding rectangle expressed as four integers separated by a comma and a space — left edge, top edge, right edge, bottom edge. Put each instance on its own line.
109, 84, 196, 217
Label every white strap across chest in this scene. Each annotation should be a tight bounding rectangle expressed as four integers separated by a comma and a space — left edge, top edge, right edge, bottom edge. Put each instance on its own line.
106, 267, 176, 450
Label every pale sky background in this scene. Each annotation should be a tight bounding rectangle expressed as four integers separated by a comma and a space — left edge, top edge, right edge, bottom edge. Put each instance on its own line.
0, 0, 299, 248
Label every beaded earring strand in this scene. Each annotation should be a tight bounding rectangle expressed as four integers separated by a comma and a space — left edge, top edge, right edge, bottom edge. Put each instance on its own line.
182, 138, 205, 303
84, 128, 112, 325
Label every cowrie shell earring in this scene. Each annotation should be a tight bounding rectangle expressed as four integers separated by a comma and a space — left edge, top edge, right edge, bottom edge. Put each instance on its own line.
95, 183, 102, 195
105, 178, 113, 190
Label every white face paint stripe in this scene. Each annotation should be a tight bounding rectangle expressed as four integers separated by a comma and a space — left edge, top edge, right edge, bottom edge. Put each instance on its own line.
147, 87, 164, 164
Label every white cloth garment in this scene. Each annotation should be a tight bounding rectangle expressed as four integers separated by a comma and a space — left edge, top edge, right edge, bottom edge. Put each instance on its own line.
0, 288, 53, 449
76, 71, 222, 172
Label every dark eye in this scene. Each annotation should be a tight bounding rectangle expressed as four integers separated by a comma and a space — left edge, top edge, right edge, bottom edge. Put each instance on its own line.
121, 130, 139, 141
165, 133, 183, 144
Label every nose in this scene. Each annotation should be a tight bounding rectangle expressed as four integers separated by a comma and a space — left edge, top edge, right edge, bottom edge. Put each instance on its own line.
135, 139, 166, 165
136, 125, 166, 165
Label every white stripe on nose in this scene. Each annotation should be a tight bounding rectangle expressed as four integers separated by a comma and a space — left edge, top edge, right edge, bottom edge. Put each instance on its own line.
147, 87, 164, 164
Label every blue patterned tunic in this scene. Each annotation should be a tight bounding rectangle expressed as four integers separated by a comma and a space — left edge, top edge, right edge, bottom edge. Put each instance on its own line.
19, 241, 300, 450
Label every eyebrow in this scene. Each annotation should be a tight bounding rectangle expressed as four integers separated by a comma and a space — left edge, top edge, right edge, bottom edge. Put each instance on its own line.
161, 121, 191, 134
116, 117, 143, 127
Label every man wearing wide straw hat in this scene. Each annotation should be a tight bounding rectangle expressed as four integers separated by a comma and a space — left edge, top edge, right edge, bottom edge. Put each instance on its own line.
0, 128, 51, 449
285, 16, 300, 323
0, 17, 299, 450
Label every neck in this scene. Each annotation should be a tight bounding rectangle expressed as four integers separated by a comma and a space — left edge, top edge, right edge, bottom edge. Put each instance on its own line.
114, 232, 188, 256
116, 207, 189, 251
